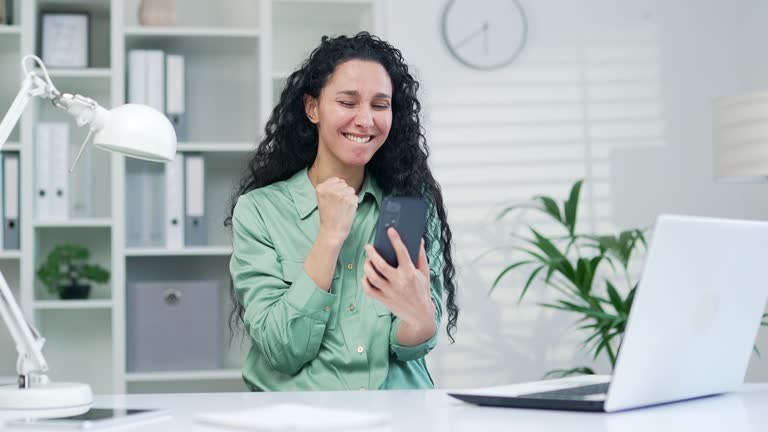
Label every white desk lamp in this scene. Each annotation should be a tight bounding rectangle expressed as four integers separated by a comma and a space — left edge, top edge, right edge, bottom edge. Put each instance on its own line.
713, 91, 768, 181
0, 55, 176, 413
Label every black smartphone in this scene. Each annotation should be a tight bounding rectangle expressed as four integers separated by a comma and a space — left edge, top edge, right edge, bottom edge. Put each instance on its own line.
373, 197, 427, 267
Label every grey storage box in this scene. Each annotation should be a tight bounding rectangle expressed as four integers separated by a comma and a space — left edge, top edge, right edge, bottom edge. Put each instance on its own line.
127, 280, 220, 372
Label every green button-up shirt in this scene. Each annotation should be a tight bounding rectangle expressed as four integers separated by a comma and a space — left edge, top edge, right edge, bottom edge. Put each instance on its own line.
230, 168, 442, 391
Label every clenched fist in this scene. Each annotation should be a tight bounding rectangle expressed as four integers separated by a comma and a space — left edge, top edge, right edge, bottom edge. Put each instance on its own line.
316, 177, 358, 244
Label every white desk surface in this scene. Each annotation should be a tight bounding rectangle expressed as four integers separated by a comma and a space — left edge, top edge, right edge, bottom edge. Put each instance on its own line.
2, 384, 768, 431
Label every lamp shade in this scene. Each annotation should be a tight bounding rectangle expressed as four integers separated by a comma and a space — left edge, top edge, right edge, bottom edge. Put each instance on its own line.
713, 91, 768, 181
93, 104, 177, 162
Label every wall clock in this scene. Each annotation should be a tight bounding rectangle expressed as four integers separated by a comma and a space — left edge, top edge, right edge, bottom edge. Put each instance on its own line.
441, 0, 528, 70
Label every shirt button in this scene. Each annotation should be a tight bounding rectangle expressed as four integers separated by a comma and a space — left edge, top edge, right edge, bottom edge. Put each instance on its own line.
324, 305, 330, 312
346, 263, 353, 270
357, 345, 364, 354
348, 303, 355, 312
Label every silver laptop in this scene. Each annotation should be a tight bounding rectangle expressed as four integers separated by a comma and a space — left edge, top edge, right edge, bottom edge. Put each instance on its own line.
449, 214, 768, 412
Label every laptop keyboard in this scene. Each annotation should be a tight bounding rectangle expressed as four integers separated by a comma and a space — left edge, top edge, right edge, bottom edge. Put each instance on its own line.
521, 382, 610, 399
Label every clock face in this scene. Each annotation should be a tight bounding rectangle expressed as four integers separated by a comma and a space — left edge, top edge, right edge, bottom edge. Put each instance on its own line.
441, 0, 528, 70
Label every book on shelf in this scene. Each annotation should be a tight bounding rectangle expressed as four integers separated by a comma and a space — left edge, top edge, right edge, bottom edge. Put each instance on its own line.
126, 159, 165, 247
164, 154, 184, 249
2, 152, 19, 250
184, 153, 207, 247
35, 123, 70, 221
129, 49, 187, 141
165, 54, 187, 141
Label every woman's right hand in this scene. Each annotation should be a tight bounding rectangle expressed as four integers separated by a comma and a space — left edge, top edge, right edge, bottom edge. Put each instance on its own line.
316, 177, 358, 244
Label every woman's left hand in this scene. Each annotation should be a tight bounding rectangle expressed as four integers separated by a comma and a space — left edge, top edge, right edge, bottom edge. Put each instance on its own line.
362, 228, 436, 344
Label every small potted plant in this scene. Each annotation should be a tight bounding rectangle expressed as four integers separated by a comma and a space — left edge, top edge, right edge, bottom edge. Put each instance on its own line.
36, 243, 110, 300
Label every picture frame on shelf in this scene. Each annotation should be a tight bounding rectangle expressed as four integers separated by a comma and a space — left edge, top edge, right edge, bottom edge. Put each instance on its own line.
39, 11, 90, 68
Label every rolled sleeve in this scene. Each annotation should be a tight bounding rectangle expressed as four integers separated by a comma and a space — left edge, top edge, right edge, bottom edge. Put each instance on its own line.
389, 214, 445, 362
389, 316, 439, 361
230, 194, 333, 375
282, 269, 336, 320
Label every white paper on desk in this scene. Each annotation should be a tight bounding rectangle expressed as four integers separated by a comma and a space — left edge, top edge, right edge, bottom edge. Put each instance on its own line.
194, 403, 389, 431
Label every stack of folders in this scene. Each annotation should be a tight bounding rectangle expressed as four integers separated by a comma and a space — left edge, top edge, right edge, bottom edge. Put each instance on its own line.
125, 153, 206, 249
128, 49, 186, 140
127, 49, 205, 249
0, 151, 20, 250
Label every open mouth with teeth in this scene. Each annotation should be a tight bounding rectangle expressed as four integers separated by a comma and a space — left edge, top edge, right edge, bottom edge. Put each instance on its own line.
343, 133, 373, 144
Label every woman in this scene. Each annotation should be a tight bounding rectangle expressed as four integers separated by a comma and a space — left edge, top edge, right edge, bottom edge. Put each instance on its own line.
226, 32, 457, 391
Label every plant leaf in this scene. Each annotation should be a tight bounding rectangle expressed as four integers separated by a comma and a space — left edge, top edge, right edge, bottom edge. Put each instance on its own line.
490, 260, 534, 294
563, 180, 583, 235
495, 202, 541, 221
534, 196, 562, 225
605, 281, 625, 314
543, 367, 595, 379
518, 265, 545, 302
529, 228, 576, 283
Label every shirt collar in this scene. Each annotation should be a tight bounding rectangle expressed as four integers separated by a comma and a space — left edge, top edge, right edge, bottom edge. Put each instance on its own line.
287, 167, 383, 220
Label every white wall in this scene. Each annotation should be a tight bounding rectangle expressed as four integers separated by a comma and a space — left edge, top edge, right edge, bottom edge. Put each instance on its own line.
383, 0, 768, 388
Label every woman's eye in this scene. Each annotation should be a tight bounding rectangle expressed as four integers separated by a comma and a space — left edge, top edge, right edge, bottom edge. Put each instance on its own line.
373, 104, 390, 110
339, 101, 354, 107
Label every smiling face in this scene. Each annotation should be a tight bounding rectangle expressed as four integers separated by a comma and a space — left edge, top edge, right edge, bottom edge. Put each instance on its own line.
305, 59, 393, 169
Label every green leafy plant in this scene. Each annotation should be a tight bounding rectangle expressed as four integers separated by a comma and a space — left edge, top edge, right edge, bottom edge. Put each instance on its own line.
490, 180, 768, 377
36, 243, 110, 298
489, 180, 648, 377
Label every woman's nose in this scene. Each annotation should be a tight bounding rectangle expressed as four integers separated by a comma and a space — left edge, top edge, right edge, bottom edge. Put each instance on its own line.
354, 107, 374, 127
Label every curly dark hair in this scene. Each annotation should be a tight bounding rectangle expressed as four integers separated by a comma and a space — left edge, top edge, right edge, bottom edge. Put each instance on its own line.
225, 32, 458, 342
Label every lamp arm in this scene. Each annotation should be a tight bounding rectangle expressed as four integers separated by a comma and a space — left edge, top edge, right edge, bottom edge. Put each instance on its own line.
0, 62, 59, 150
0, 55, 61, 388
0, 271, 48, 388
0, 75, 34, 150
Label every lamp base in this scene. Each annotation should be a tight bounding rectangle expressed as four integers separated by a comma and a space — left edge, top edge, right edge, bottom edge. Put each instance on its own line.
0, 381, 92, 413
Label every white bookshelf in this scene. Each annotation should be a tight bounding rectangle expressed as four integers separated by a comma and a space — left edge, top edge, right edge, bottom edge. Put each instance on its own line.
45, 68, 113, 78
0, 3, 25, 386
34, 299, 114, 310
124, 246, 233, 257
33, 218, 113, 228
277, 0, 374, 4
0, 251, 21, 259
0, 25, 21, 35
1, 0, 379, 395
124, 26, 261, 38
125, 369, 242, 382
177, 142, 256, 153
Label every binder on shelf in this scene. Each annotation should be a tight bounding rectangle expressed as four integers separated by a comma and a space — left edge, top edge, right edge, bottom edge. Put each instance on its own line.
125, 159, 142, 247
3, 152, 19, 250
50, 123, 69, 220
184, 153, 207, 246
70, 138, 92, 218
145, 50, 165, 113
35, 123, 69, 220
165, 154, 184, 249
165, 54, 186, 141
125, 159, 165, 248
128, 49, 147, 104
34, 123, 52, 220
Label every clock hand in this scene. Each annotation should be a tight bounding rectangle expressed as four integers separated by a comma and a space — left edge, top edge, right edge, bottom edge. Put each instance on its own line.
483, 22, 489, 55
455, 21, 490, 51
